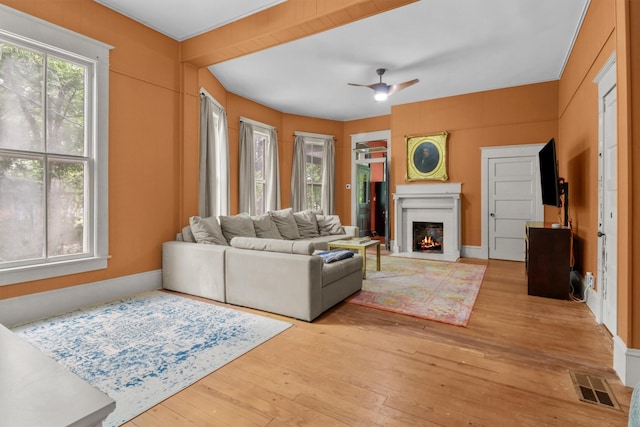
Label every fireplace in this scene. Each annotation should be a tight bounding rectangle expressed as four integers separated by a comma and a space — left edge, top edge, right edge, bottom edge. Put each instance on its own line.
392, 183, 461, 261
413, 222, 444, 253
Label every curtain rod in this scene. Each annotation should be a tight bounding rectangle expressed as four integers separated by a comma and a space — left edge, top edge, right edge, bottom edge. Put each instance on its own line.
199, 87, 223, 109
240, 116, 274, 131
294, 131, 335, 140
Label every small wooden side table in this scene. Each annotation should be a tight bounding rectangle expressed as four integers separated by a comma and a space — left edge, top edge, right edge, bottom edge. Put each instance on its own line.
327, 239, 381, 279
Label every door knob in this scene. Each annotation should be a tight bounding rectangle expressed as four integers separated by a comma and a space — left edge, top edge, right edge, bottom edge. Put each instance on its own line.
598, 231, 605, 237
490, 213, 495, 217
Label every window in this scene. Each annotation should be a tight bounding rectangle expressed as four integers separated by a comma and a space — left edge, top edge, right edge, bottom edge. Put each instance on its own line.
253, 130, 268, 215
292, 132, 334, 214
239, 118, 279, 215
304, 140, 324, 211
0, 6, 111, 285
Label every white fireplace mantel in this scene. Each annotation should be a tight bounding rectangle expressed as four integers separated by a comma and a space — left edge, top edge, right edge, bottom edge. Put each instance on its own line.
393, 183, 461, 262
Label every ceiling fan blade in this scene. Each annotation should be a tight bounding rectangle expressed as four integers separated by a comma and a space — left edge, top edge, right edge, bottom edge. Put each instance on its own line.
388, 79, 419, 96
348, 82, 389, 91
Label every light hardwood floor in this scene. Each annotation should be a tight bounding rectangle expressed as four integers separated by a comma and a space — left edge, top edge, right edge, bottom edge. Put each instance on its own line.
126, 256, 632, 426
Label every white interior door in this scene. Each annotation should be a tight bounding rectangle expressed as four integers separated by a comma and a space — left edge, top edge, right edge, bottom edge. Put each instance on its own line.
488, 155, 542, 261
600, 84, 617, 335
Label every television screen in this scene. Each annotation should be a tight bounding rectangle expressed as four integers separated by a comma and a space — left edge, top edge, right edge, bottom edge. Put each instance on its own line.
539, 138, 561, 207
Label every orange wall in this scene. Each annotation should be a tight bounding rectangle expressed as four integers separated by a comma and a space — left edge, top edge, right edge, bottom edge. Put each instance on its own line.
614, 0, 640, 348
627, 0, 640, 348
557, 0, 616, 287
391, 83, 559, 246
0, 0, 182, 299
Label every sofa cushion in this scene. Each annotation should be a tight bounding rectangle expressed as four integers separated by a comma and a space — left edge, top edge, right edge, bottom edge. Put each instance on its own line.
316, 214, 345, 235
269, 208, 301, 240
189, 216, 228, 246
182, 225, 196, 243
230, 237, 314, 255
219, 213, 257, 243
251, 213, 283, 239
293, 210, 320, 238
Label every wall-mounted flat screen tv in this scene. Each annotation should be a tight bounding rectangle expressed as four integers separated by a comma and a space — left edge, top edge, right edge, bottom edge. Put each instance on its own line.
539, 138, 561, 207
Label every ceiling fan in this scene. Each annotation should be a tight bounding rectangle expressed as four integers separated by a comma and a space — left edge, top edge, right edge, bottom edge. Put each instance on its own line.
348, 68, 419, 101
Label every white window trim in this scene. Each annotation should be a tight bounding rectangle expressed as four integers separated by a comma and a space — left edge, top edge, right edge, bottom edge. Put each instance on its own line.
0, 5, 113, 286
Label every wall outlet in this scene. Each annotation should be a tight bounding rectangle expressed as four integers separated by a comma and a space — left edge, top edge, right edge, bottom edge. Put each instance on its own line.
585, 272, 595, 289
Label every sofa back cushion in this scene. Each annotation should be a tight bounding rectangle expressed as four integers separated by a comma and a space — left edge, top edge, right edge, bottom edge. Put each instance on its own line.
189, 216, 228, 246
269, 208, 301, 240
251, 213, 283, 239
230, 237, 314, 255
293, 210, 320, 238
316, 214, 345, 235
218, 213, 257, 243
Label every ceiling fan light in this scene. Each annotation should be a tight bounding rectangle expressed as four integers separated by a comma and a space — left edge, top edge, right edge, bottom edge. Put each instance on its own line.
374, 91, 388, 101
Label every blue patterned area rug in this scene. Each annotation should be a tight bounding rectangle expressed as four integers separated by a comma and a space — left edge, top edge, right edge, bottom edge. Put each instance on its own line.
12, 291, 292, 427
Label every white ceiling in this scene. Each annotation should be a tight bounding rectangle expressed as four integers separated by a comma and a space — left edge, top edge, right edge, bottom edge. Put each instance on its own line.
95, 0, 287, 41
96, 0, 590, 122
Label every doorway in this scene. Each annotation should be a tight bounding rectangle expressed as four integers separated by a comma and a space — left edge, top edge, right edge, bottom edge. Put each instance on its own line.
596, 56, 617, 335
351, 131, 390, 250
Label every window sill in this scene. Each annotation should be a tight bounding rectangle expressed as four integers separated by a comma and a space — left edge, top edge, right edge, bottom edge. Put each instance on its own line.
0, 257, 109, 286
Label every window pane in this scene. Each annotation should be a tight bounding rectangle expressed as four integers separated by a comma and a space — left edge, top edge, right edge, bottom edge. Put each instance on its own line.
255, 182, 264, 216
47, 56, 86, 155
0, 155, 44, 262
306, 183, 322, 211
0, 41, 44, 152
254, 136, 264, 180
47, 159, 86, 257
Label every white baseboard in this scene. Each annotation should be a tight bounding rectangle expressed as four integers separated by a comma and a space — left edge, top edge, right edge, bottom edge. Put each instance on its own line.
584, 284, 640, 386
0, 270, 161, 327
461, 245, 484, 259
613, 335, 640, 387
585, 286, 602, 323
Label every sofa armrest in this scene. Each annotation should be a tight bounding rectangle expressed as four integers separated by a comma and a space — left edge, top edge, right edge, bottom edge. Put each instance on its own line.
343, 226, 359, 237
225, 248, 323, 321
162, 241, 228, 302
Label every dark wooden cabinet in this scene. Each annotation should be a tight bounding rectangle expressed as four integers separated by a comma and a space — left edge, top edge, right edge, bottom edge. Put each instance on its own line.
525, 222, 571, 300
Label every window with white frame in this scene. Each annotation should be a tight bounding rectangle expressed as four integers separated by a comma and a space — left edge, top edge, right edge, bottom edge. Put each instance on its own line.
253, 129, 268, 215
0, 6, 111, 286
304, 139, 324, 211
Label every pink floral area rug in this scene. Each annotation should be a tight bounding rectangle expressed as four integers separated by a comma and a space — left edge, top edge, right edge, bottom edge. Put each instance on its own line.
346, 255, 487, 327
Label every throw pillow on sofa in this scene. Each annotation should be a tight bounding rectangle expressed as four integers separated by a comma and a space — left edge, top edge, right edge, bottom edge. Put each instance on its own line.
316, 214, 345, 235
189, 216, 228, 246
218, 213, 257, 243
293, 210, 320, 238
269, 208, 301, 240
315, 249, 354, 263
251, 213, 283, 239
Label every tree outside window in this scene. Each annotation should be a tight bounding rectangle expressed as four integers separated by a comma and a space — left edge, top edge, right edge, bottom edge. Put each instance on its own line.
0, 39, 89, 266
253, 131, 268, 215
305, 141, 323, 211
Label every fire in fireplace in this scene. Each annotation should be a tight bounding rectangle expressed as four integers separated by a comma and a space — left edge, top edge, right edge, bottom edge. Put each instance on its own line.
413, 221, 444, 253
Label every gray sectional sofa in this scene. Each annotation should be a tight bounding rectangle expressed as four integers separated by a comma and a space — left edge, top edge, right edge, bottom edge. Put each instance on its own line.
162, 208, 363, 321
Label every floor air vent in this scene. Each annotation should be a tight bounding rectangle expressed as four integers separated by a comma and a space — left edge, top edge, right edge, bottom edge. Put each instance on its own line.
570, 371, 620, 410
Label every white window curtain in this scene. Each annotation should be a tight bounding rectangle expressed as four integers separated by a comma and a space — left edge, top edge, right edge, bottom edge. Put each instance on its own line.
321, 138, 335, 214
290, 135, 307, 212
199, 90, 229, 218
239, 118, 280, 215
291, 132, 335, 214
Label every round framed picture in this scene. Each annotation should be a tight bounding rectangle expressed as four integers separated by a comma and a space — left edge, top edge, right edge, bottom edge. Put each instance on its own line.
406, 132, 448, 181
